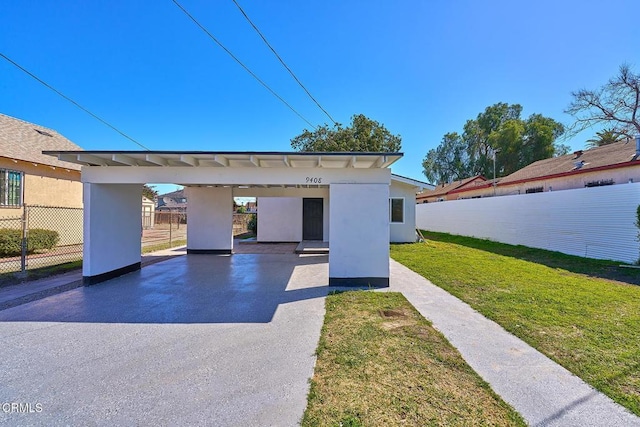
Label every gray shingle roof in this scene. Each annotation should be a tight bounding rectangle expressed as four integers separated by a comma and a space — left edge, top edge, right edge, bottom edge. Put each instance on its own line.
0, 113, 83, 170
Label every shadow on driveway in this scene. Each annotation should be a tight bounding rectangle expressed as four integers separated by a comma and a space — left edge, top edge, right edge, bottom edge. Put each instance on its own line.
0, 253, 330, 324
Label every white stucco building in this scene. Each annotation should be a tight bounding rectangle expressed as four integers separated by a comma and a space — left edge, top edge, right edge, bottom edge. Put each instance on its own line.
255, 174, 429, 244
43, 150, 431, 288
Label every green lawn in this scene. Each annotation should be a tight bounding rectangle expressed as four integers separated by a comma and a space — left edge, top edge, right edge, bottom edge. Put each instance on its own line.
303, 291, 526, 427
391, 231, 640, 416
141, 239, 187, 254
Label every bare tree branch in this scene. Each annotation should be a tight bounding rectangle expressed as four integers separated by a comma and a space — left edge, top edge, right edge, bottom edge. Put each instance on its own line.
565, 64, 640, 141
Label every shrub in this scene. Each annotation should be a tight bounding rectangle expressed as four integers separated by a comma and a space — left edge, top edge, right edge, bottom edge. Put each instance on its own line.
248, 214, 257, 234
0, 228, 59, 257
0, 229, 22, 256
28, 229, 59, 252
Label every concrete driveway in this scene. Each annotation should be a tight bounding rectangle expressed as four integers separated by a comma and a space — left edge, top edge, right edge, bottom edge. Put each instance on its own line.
0, 253, 329, 426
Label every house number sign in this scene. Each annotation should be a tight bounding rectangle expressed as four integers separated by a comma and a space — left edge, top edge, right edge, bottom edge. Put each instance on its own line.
305, 177, 322, 184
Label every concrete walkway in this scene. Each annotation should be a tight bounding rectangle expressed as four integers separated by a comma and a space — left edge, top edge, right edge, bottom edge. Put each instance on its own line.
389, 259, 640, 427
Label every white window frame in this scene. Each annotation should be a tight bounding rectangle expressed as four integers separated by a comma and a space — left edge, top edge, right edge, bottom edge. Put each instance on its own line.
0, 169, 23, 207
389, 197, 405, 224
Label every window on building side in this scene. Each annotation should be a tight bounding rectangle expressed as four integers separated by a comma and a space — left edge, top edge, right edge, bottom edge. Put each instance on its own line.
0, 169, 23, 207
525, 187, 544, 194
390, 198, 404, 223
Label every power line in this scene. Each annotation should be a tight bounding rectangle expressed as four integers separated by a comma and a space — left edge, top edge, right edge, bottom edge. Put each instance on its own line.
230, 0, 337, 126
171, 0, 316, 130
0, 52, 150, 151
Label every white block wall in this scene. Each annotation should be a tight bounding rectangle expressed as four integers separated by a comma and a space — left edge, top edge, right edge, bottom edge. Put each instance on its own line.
257, 197, 303, 242
329, 183, 390, 282
416, 183, 640, 263
186, 186, 233, 251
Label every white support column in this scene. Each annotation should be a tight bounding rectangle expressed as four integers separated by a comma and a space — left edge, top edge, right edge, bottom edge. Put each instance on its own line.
329, 183, 390, 287
83, 183, 142, 285
186, 186, 233, 254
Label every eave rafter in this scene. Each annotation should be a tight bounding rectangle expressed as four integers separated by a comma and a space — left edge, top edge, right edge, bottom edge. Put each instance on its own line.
112, 154, 138, 166
145, 154, 168, 166
179, 155, 199, 167
213, 155, 229, 167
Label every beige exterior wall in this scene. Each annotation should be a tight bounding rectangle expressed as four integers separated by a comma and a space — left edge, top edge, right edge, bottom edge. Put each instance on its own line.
0, 157, 81, 218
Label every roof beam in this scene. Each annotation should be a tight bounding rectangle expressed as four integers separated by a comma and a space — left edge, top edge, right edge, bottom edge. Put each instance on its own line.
318, 155, 323, 168
348, 156, 356, 168
283, 155, 290, 167
179, 155, 199, 167
59, 154, 80, 164
77, 154, 108, 166
213, 155, 229, 167
371, 155, 388, 168
249, 155, 260, 167
145, 154, 168, 166
112, 154, 138, 166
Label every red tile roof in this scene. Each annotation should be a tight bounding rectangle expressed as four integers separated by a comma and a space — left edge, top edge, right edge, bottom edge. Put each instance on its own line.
417, 175, 487, 199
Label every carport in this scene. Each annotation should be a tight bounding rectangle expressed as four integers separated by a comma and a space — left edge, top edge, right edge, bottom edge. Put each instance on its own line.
43, 151, 402, 287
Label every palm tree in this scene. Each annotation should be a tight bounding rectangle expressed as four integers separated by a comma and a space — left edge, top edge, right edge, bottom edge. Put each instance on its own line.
585, 128, 624, 148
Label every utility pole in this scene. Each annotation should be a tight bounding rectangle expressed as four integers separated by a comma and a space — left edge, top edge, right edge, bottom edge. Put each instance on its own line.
493, 148, 500, 196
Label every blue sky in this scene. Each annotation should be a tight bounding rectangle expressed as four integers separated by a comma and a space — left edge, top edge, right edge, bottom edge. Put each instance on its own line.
2, 0, 639, 194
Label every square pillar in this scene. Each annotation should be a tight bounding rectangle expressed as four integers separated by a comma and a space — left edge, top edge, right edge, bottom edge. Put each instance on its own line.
186, 186, 233, 254
83, 183, 142, 285
329, 183, 389, 287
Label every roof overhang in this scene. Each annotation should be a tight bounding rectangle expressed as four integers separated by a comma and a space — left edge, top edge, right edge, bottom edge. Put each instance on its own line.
391, 173, 434, 191
42, 151, 403, 169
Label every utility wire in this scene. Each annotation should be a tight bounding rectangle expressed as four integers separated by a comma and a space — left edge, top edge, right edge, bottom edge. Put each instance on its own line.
230, 0, 337, 126
171, 0, 316, 130
0, 52, 150, 151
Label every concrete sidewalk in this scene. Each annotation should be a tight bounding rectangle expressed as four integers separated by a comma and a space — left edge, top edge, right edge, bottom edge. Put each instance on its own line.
0, 246, 188, 311
389, 259, 640, 427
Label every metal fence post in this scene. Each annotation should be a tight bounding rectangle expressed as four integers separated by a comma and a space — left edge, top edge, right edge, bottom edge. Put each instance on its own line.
20, 205, 28, 274
169, 210, 173, 247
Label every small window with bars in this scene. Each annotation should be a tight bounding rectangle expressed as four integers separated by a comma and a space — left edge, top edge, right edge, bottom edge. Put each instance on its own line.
0, 169, 23, 207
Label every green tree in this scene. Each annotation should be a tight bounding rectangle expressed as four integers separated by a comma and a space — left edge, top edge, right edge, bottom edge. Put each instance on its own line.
142, 184, 157, 200
585, 128, 625, 148
566, 64, 640, 139
290, 114, 401, 152
422, 103, 564, 183
421, 132, 468, 184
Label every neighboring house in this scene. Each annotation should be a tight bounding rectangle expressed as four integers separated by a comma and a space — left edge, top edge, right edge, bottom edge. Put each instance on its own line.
245, 201, 257, 213
0, 113, 82, 216
417, 175, 489, 203
495, 138, 639, 194
156, 188, 187, 212
257, 174, 433, 243
417, 137, 640, 202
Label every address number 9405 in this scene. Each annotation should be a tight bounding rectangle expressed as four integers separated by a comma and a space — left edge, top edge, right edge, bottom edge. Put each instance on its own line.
305, 177, 322, 184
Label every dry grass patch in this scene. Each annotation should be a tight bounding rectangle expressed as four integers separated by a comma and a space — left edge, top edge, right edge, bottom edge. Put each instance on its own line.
302, 291, 525, 427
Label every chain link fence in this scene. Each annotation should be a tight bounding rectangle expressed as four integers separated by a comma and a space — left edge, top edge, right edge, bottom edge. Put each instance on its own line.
0, 205, 83, 276
0, 207, 256, 278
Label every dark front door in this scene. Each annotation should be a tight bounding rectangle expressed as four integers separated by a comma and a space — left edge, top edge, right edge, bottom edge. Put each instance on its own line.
303, 198, 323, 240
